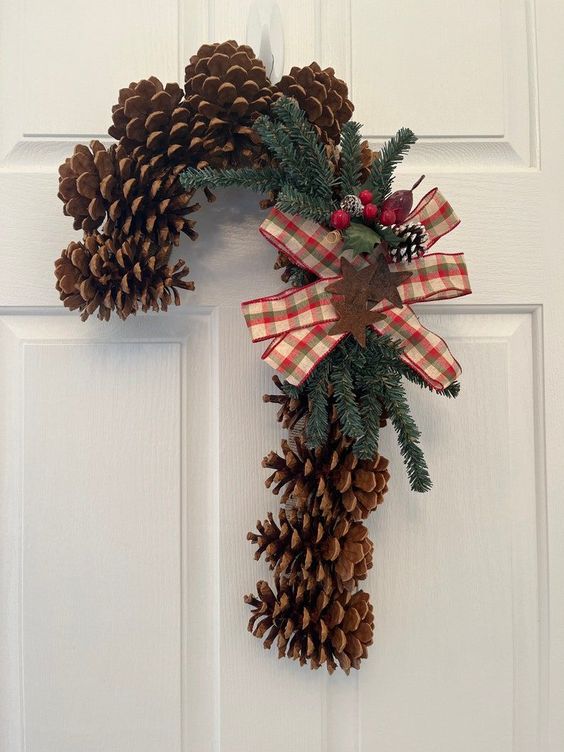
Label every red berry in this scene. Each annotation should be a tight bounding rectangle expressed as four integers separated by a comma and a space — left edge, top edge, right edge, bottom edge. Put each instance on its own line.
380, 208, 397, 226
359, 189, 373, 206
363, 203, 379, 223
330, 209, 351, 230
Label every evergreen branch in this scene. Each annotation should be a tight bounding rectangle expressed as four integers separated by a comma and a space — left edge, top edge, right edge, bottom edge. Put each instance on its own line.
180, 165, 285, 194
252, 116, 309, 192
304, 360, 331, 448
330, 359, 364, 440
353, 376, 383, 459
276, 185, 334, 223
369, 127, 417, 203
338, 121, 363, 196
268, 97, 335, 203
379, 373, 432, 493
277, 379, 301, 400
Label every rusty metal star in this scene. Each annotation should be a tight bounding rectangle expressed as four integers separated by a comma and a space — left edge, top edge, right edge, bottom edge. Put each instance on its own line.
326, 246, 412, 309
328, 298, 385, 346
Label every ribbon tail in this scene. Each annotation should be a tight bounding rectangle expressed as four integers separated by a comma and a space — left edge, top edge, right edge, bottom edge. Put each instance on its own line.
259, 208, 345, 277
261, 325, 346, 386
373, 305, 461, 389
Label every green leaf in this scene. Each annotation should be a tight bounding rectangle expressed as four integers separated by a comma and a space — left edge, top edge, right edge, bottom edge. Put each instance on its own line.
342, 222, 380, 256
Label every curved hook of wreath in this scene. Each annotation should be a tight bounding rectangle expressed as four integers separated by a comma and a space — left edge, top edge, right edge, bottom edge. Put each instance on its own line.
53, 40, 471, 674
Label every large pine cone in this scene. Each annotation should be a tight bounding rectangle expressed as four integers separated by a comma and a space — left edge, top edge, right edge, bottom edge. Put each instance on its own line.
245, 580, 374, 673
248, 508, 373, 595
263, 431, 390, 523
54, 233, 194, 321
274, 63, 354, 144
58, 141, 199, 246
184, 40, 277, 168
108, 77, 194, 174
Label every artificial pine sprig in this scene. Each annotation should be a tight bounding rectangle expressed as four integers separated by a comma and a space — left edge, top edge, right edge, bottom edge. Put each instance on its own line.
304, 359, 331, 449
181, 165, 286, 193
263, 97, 335, 206
338, 121, 363, 196
285, 331, 459, 492
181, 96, 338, 222
368, 127, 417, 203
378, 372, 431, 493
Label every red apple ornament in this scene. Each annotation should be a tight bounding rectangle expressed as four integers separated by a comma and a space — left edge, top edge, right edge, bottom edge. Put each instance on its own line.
330, 209, 351, 230
380, 175, 425, 224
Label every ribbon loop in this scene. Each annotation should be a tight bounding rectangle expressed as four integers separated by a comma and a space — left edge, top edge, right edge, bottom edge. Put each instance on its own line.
245, 204, 470, 389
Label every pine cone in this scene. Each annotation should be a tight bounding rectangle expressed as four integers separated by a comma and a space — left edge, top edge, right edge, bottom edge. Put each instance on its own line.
262, 375, 308, 430
245, 580, 374, 673
248, 508, 373, 594
57, 140, 115, 233
263, 428, 389, 523
272, 252, 317, 287
388, 222, 429, 263
54, 233, 194, 321
58, 141, 199, 245
108, 77, 194, 174
274, 63, 354, 144
184, 40, 277, 168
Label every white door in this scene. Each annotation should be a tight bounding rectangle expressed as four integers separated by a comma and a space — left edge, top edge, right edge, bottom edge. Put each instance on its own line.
1, 1, 563, 751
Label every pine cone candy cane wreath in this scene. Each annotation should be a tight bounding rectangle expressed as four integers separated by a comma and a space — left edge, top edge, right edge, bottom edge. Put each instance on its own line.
183, 103, 471, 674
53, 38, 471, 675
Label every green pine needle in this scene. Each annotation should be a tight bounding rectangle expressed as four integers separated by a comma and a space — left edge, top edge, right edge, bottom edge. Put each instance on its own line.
180, 165, 286, 193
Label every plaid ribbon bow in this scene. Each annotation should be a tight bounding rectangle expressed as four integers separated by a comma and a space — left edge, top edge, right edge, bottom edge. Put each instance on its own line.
241, 189, 471, 388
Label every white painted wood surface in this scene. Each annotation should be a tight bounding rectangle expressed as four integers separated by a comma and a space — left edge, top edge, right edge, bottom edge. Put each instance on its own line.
1, 1, 563, 751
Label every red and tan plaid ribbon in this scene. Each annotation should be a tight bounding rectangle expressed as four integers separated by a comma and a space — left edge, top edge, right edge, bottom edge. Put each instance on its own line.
242, 196, 470, 388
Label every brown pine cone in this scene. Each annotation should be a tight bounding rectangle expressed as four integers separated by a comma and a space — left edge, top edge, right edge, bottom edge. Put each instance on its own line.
108, 77, 194, 174
245, 580, 374, 673
54, 233, 194, 321
248, 508, 373, 595
58, 141, 199, 246
184, 40, 277, 168
262, 375, 309, 430
263, 427, 389, 523
57, 140, 115, 233
274, 62, 354, 145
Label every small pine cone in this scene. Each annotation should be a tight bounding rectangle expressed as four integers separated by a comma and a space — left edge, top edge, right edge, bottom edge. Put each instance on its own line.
340, 194, 363, 217
263, 375, 309, 430
57, 140, 116, 233
248, 508, 373, 595
184, 40, 277, 168
54, 233, 194, 321
108, 77, 194, 174
274, 63, 354, 144
245, 580, 374, 673
388, 222, 429, 263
